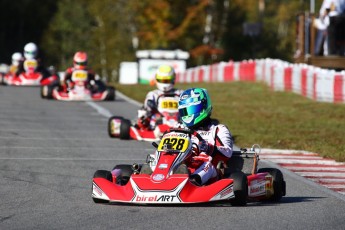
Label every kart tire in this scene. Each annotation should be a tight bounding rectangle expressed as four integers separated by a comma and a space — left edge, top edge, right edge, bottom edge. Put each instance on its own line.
229, 171, 248, 206
258, 168, 286, 201
106, 86, 115, 101
119, 119, 131, 140
40, 86, 47, 98
44, 85, 55, 99
112, 164, 134, 185
92, 170, 113, 204
108, 116, 123, 138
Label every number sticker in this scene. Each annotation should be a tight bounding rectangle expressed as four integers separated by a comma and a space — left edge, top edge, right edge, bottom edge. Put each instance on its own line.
157, 137, 189, 152
72, 70, 87, 81
24, 60, 37, 69
159, 99, 178, 109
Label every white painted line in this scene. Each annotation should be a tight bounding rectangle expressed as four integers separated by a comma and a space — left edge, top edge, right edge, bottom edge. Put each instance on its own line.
86, 101, 113, 118
260, 148, 317, 155
285, 167, 345, 171
324, 185, 345, 189
116, 91, 142, 107
312, 178, 345, 183
265, 159, 345, 165
296, 172, 345, 177
260, 155, 324, 159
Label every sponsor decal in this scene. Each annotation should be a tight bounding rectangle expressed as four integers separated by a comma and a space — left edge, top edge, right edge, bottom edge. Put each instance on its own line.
135, 195, 177, 202
93, 184, 103, 196
152, 174, 165, 181
219, 186, 233, 199
158, 164, 168, 169
249, 184, 266, 196
197, 131, 211, 136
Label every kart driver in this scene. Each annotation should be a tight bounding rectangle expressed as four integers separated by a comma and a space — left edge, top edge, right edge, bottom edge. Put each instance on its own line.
178, 88, 234, 186
15, 42, 50, 78
8, 52, 23, 76
63, 51, 96, 92
137, 64, 184, 130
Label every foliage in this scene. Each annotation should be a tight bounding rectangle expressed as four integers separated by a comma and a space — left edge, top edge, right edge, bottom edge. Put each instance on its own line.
1, 0, 327, 78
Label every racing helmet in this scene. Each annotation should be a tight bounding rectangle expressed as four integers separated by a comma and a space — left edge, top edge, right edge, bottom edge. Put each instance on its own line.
12, 52, 23, 66
178, 88, 212, 128
24, 42, 38, 60
155, 65, 175, 92
73, 51, 88, 70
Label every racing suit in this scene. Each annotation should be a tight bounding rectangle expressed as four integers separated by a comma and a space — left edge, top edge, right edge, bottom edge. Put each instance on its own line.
63, 67, 96, 92
137, 88, 184, 130
187, 118, 233, 185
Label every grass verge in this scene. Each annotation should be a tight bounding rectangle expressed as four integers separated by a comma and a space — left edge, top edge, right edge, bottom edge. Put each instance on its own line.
114, 82, 345, 162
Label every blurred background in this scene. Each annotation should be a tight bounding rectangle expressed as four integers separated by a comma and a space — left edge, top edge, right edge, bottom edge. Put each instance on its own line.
1, 0, 343, 82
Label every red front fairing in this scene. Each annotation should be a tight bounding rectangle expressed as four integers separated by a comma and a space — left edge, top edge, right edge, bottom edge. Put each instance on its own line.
129, 124, 170, 141
93, 174, 235, 204
52, 87, 109, 101
4, 72, 58, 86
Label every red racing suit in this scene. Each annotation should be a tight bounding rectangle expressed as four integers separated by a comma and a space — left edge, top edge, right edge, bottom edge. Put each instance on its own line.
63, 67, 96, 91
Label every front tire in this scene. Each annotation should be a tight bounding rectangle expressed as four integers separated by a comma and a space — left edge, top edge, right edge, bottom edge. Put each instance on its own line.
92, 170, 113, 203
229, 171, 248, 206
112, 164, 134, 185
108, 116, 123, 138
119, 119, 131, 140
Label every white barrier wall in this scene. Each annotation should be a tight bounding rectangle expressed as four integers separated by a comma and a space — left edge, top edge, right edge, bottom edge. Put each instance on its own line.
176, 58, 345, 104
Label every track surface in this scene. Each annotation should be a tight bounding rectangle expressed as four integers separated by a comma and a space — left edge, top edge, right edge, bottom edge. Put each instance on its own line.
0, 86, 344, 230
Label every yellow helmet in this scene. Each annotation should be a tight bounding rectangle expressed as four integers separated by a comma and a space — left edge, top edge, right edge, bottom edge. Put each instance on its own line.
155, 65, 175, 92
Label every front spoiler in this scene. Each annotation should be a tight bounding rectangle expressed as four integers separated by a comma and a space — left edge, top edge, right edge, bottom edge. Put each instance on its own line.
92, 174, 236, 204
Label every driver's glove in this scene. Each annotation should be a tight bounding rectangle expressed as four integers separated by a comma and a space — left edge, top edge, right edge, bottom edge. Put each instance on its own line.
198, 140, 214, 155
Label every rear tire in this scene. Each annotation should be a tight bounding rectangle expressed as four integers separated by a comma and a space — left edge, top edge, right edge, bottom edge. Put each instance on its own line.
92, 170, 112, 204
119, 119, 131, 140
106, 86, 115, 101
40, 86, 47, 98
229, 171, 248, 206
108, 116, 123, 138
258, 168, 285, 202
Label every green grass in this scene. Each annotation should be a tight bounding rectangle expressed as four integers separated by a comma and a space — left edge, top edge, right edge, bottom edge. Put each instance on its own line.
114, 82, 345, 162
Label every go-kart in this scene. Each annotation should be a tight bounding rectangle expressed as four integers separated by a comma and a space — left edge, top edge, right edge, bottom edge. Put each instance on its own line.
92, 128, 286, 205
108, 93, 180, 141
2, 59, 58, 86
40, 70, 115, 101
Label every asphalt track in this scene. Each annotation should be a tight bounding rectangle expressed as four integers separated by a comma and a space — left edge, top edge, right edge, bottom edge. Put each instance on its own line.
0, 86, 344, 230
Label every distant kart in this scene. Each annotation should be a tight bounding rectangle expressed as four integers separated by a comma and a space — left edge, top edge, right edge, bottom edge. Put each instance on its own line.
41, 70, 115, 101
108, 93, 180, 141
2, 59, 58, 86
92, 128, 286, 205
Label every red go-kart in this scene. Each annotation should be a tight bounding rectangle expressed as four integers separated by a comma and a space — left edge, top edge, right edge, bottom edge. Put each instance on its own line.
108, 93, 180, 141
92, 128, 286, 205
2, 59, 58, 86
41, 70, 115, 101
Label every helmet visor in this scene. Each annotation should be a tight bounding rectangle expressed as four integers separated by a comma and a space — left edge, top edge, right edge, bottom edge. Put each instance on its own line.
75, 61, 87, 66
179, 102, 204, 117
156, 78, 172, 83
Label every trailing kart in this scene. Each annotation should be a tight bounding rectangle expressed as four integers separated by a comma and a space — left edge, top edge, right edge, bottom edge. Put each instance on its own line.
2, 59, 58, 86
41, 70, 115, 101
92, 128, 286, 205
108, 93, 180, 141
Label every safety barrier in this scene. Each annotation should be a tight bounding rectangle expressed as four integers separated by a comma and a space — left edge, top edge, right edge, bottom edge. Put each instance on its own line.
176, 59, 345, 103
